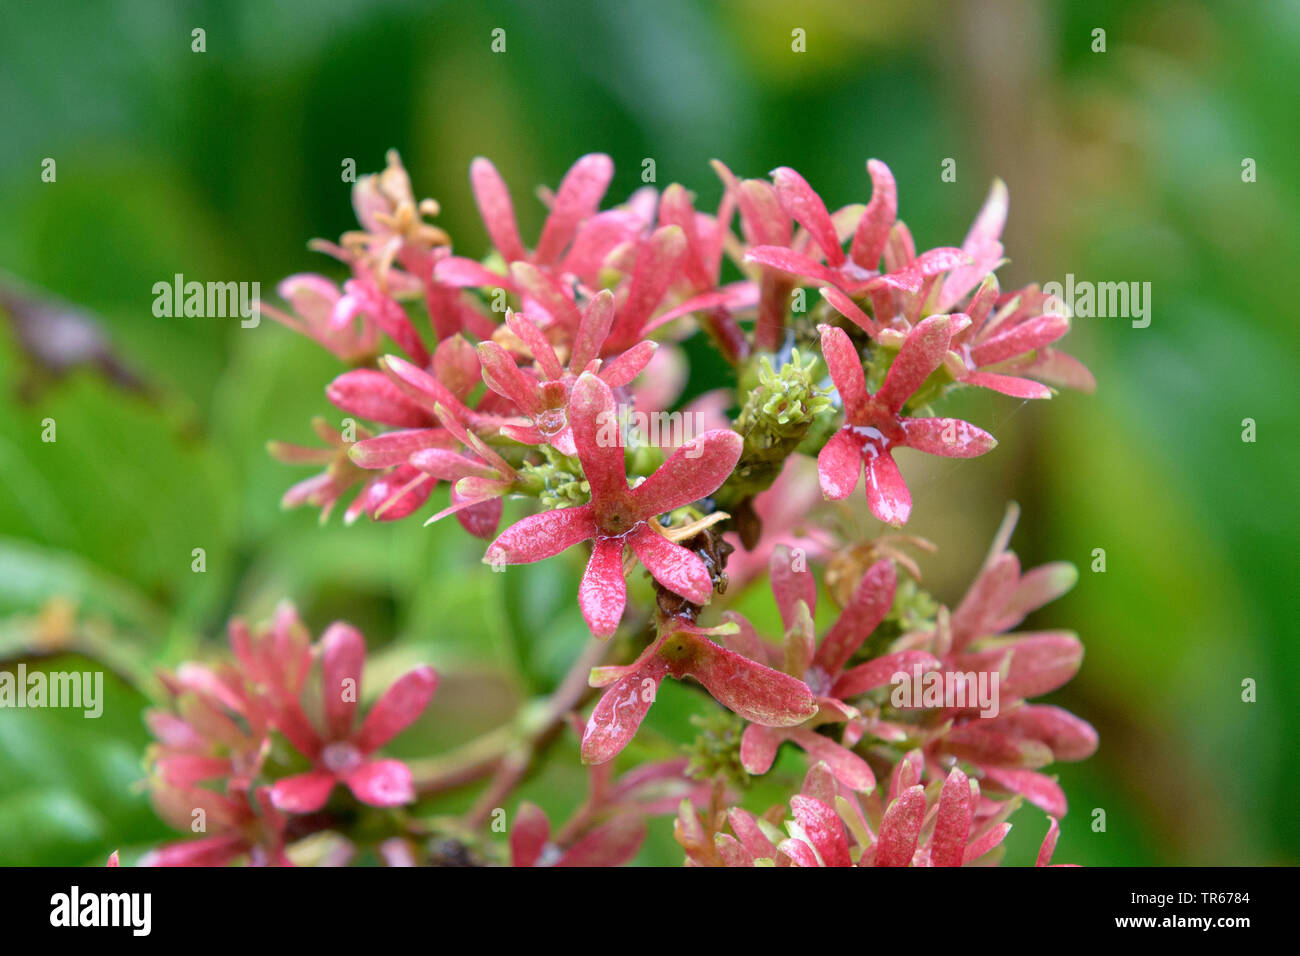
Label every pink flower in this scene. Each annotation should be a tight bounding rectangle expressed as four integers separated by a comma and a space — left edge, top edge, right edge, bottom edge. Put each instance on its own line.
509, 754, 710, 867
485, 371, 743, 637
269, 623, 438, 813
340, 149, 449, 284
726, 549, 938, 791
409, 404, 518, 538
476, 293, 658, 455
712, 161, 795, 350
890, 505, 1099, 816
817, 317, 996, 526
510, 803, 647, 868
436, 154, 642, 313
682, 757, 1066, 867
146, 607, 306, 793
939, 177, 1009, 312
466, 153, 616, 274
745, 161, 969, 312
581, 619, 817, 764
260, 274, 379, 363
269, 417, 437, 524
142, 785, 290, 867
943, 278, 1096, 396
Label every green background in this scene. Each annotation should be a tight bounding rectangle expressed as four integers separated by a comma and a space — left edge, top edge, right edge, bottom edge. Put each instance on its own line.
0, 0, 1296, 866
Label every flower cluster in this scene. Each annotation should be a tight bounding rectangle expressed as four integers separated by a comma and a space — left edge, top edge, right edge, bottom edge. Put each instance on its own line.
141, 603, 437, 865
677, 757, 1073, 867
136, 151, 1096, 866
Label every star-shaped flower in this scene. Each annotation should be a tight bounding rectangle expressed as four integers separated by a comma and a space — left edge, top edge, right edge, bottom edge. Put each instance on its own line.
484, 371, 743, 636
581, 620, 817, 764
817, 317, 996, 526
269, 624, 438, 813
476, 292, 657, 456
726, 549, 938, 791
745, 161, 969, 309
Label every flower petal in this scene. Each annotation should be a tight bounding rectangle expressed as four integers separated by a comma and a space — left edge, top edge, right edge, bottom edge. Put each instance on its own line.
818, 323, 869, 417
345, 758, 416, 807
778, 837, 822, 868
745, 246, 841, 287
570, 373, 630, 506
901, 417, 998, 458
1036, 816, 1061, 866
350, 428, 451, 469
875, 784, 926, 866
790, 795, 852, 867
353, 665, 438, 753
875, 314, 960, 413
863, 451, 911, 526
571, 289, 616, 371
505, 311, 564, 381
739, 723, 783, 775
509, 802, 551, 867
452, 486, 504, 541
557, 814, 647, 867
485, 504, 596, 564
477, 340, 542, 415
735, 178, 792, 247
991, 704, 1099, 762
820, 285, 880, 339
433, 255, 509, 290
510, 261, 583, 331
1019, 347, 1096, 393
849, 159, 898, 269
327, 369, 435, 428
772, 167, 844, 266
770, 545, 817, 632
1000, 632, 1084, 699
598, 340, 658, 387
789, 727, 875, 792
962, 370, 1053, 399
815, 559, 896, 675
270, 770, 337, 814
997, 562, 1078, 630
962, 822, 1012, 863
833, 650, 939, 699
940, 177, 1007, 310
817, 427, 864, 501
535, 154, 614, 265
469, 157, 528, 263
665, 631, 817, 726
630, 526, 712, 605
951, 551, 1021, 649
629, 429, 742, 519
609, 225, 686, 347
320, 623, 365, 739
984, 767, 1068, 818
141, 834, 249, 868
728, 807, 778, 859
714, 834, 754, 867
580, 536, 628, 638
581, 660, 669, 764
929, 768, 975, 867
973, 313, 1068, 368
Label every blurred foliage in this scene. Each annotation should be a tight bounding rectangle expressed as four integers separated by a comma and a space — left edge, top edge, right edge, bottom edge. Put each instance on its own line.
0, 0, 1297, 865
